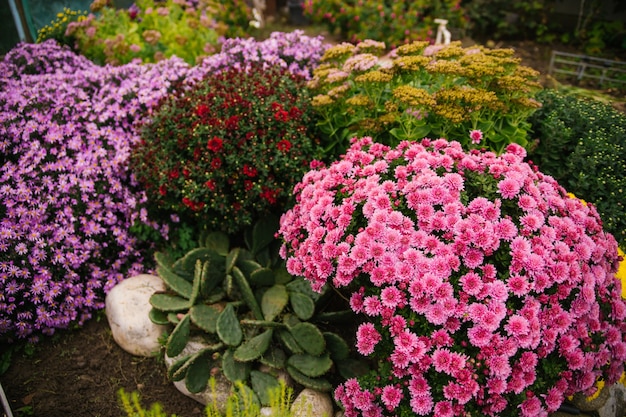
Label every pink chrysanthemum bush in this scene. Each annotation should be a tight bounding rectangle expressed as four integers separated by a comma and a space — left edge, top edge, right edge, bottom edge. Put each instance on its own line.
278, 136, 626, 416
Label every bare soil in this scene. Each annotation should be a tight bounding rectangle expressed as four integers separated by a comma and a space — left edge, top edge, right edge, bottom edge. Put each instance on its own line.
1, 33, 625, 417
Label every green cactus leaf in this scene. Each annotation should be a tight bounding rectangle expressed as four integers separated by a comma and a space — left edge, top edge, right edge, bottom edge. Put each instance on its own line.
285, 278, 324, 303
216, 303, 243, 346
190, 304, 221, 333
149, 307, 169, 325
156, 265, 193, 298
200, 252, 226, 299
259, 346, 286, 369
286, 365, 332, 392
261, 285, 288, 322
167, 354, 191, 381
205, 288, 226, 305
277, 329, 303, 354
166, 313, 191, 357
240, 319, 287, 329
173, 247, 223, 278
289, 291, 315, 320
185, 353, 212, 394
204, 231, 230, 256
249, 267, 275, 287
224, 274, 235, 299
233, 329, 273, 362
189, 260, 203, 306
255, 246, 271, 268
235, 258, 262, 278
154, 251, 175, 269
336, 358, 370, 380
289, 323, 325, 356
287, 353, 333, 377
282, 313, 301, 328
226, 248, 239, 274
150, 293, 190, 312
222, 349, 251, 382
250, 370, 280, 406
323, 332, 350, 360
273, 265, 292, 285
167, 312, 181, 325
231, 266, 264, 320
251, 215, 279, 255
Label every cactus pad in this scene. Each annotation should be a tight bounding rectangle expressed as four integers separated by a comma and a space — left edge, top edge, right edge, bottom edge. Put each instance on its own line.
185, 351, 212, 393
166, 313, 191, 357
222, 349, 251, 383
289, 322, 325, 356
250, 370, 280, 406
277, 328, 304, 354
190, 304, 220, 333
289, 291, 315, 320
259, 346, 287, 369
148, 307, 169, 325
233, 329, 273, 362
231, 266, 264, 320
216, 303, 243, 346
204, 231, 230, 256
261, 285, 288, 322
226, 248, 239, 274
249, 267, 275, 287
323, 332, 350, 360
286, 365, 332, 392
150, 293, 190, 312
287, 353, 333, 377
156, 265, 193, 298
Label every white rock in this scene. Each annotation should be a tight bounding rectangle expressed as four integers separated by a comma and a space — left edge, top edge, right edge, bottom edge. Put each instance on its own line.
165, 337, 232, 415
291, 388, 334, 417
598, 382, 626, 417
105, 274, 168, 356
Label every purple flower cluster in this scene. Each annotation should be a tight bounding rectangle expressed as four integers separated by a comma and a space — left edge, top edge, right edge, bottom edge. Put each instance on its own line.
279, 137, 626, 416
187, 30, 329, 82
0, 40, 190, 342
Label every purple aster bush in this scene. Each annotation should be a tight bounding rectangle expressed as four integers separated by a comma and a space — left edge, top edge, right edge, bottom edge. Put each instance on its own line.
0, 40, 190, 342
186, 30, 329, 83
279, 136, 626, 416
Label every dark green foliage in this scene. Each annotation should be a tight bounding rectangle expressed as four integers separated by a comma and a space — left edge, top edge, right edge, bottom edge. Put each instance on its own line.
528, 89, 626, 247
149, 217, 366, 400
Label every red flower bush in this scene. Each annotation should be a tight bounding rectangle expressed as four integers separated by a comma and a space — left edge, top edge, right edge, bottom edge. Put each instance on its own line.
131, 63, 318, 233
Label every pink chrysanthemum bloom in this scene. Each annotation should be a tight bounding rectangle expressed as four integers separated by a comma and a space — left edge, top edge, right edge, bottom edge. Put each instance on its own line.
469, 129, 483, 144
279, 137, 626, 416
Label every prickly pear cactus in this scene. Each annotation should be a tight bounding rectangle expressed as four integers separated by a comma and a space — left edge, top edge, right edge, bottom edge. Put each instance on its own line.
149, 216, 367, 403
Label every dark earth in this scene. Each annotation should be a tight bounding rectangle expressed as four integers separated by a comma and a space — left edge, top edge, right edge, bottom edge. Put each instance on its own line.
1, 29, 625, 417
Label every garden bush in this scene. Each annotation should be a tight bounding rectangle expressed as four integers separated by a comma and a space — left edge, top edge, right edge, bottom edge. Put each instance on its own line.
279, 136, 626, 416
303, 0, 466, 48
0, 40, 190, 342
308, 40, 542, 159
528, 89, 626, 248
63, 0, 252, 65
132, 32, 328, 235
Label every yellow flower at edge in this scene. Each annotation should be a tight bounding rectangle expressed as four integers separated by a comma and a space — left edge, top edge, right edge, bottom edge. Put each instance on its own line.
617, 247, 626, 299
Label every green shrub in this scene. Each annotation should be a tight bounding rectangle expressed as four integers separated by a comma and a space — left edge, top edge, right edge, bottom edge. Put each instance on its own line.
303, 0, 466, 48
308, 40, 543, 159
36, 8, 88, 47
528, 89, 626, 247
66, 0, 252, 65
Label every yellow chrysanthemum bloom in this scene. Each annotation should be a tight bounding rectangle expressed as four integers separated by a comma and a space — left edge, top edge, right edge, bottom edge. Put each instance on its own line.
392, 56, 431, 72
311, 94, 334, 107
395, 41, 430, 56
617, 247, 626, 299
346, 95, 373, 107
321, 43, 357, 62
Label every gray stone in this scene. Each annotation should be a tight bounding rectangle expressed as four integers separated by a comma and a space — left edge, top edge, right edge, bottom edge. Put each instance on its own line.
105, 274, 168, 356
290, 388, 334, 417
598, 382, 626, 417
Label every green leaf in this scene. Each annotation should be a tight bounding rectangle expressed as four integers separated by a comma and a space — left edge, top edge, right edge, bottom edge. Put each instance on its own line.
150, 293, 190, 312
231, 266, 264, 320
287, 353, 333, 377
289, 291, 315, 320
233, 329, 273, 362
250, 370, 280, 406
156, 265, 193, 298
185, 353, 211, 393
204, 231, 230, 256
262, 285, 288, 322
148, 307, 169, 325
250, 267, 274, 287
289, 323, 325, 356
190, 304, 220, 333
216, 303, 243, 346
166, 313, 190, 357
251, 216, 279, 255
222, 349, 251, 382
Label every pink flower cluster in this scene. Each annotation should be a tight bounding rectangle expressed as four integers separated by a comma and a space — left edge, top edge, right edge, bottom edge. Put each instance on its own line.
279, 137, 626, 416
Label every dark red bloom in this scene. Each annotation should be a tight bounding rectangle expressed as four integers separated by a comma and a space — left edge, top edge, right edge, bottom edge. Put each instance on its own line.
183, 168, 190, 178
277, 139, 292, 152
207, 136, 223, 152
274, 109, 290, 122
289, 106, 303, 118
158, 185, 167, 196
195, 104, 210, 117
205, 179, 216, 191
243, 164, 258, 178
226, 115, 240, 130
211, 158, 222, 169
168, 169, 179, 179
260, 187, 278, 204
244, 180, 254, 191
